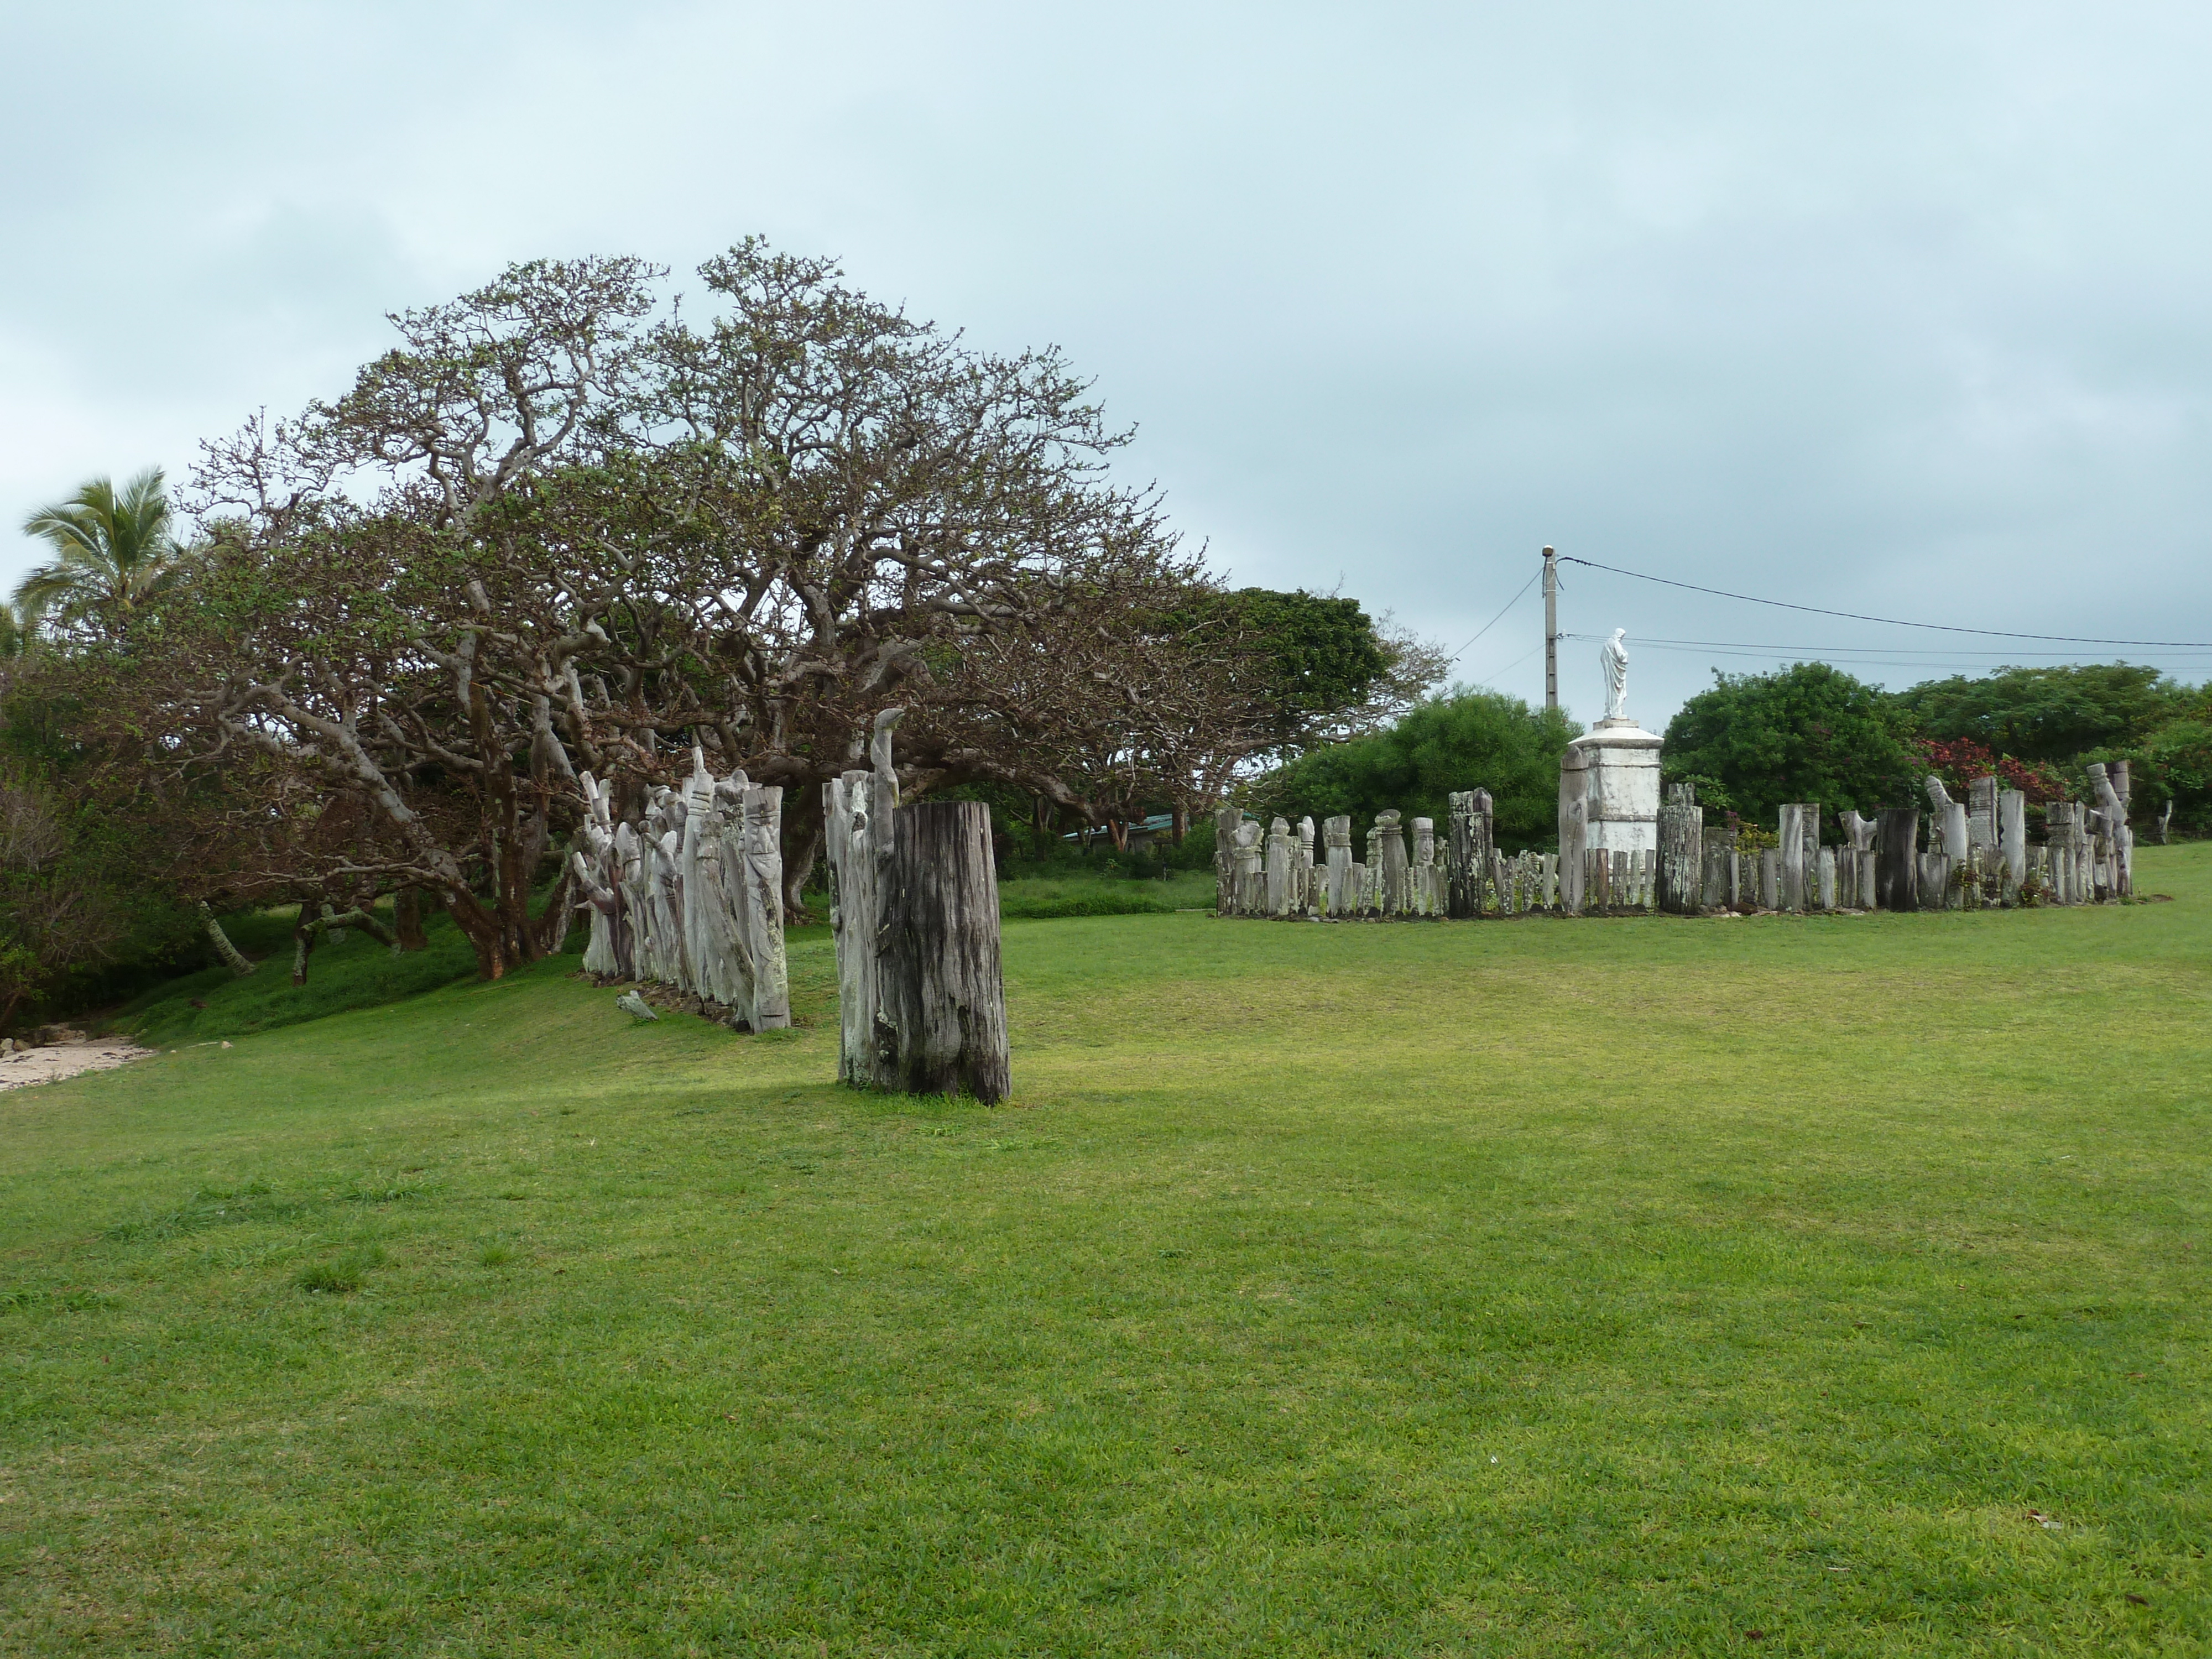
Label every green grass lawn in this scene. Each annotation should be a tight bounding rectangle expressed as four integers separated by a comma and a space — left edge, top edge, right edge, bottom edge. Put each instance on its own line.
995, 867, 1213, 918
4, 851, 2209, 1655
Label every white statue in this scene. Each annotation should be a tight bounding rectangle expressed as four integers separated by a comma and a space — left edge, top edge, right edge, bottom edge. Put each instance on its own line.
1601, 628, 1630, 721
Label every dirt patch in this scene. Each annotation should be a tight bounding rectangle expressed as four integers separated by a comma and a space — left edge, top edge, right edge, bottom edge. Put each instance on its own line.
0, 1040, 154, 1091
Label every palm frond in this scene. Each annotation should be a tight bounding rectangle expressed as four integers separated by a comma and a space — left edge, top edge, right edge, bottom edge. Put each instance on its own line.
12, 562, 90, 623
14, 466, 184, 629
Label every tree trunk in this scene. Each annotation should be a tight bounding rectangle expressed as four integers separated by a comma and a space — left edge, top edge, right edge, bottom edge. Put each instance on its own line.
394, 886, 428, 951
781, 785, 826, 920
199, 902, 257, 977
881, 801, 1010, 1102
291, 911, 317, 986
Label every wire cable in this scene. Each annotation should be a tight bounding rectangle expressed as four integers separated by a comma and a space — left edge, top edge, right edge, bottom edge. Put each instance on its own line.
1556, 555, 2212, 649
1446, 568, 1542, 663
1472, 640, 1545, 690
1559, 632, 2212, 662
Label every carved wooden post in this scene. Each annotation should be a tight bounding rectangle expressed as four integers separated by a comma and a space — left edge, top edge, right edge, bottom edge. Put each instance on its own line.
1658, 781, 1703, 914
1996, 790, 2026, 893
1233, 819, 1264, 915
2088, 762, 2133, 899
1298, 817, 1318, 915
1411, 817, 1437, 915
1778, 804, 1811, 912
571, 770, 630, 979
1265, 817, 1292, 917
1877, 808, 1920, 910
616, 820, 653, 974
1557, 755, 1588, 916
1757, 848, 1778, 910
1214, 802, 1240, 914
1817, 847, 1837, 910
2049, 802, 2088, 904
677, 750, 727, 1006
1324, 815, 1353, 916
826, 714, 901, 1084
1446, 792, 1478, 918
1799, 802, 1819, 907
1374, 810, 1408, 916
1556, 751, 1588, 910
1541, 851, 1557, 911
1921, 850, 1953, 910
1968, 777, 1999, 856
1926, 776, 1970, 865
737, 782, 790, 1027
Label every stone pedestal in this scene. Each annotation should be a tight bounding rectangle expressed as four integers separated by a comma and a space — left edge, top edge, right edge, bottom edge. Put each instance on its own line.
1565, 718, 1663, 856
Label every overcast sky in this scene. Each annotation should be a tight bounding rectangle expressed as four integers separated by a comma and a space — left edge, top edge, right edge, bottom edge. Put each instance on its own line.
6, 2, 2210, 729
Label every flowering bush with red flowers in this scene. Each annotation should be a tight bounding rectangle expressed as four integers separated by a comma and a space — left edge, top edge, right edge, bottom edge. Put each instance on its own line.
1911, 737, 2071, 806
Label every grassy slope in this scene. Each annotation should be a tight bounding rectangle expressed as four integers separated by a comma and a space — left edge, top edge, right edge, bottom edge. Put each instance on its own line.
3, 851, 2209, 1655
117, 878, 1199, 1044
115, 905, 490, 1047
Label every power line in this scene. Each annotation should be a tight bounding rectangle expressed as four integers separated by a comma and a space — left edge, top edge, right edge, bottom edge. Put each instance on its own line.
1560, 632, 2212, 662
1446, 568, 1541, 662
1557, 555, 2212, 649
1473, 640, 1544, 690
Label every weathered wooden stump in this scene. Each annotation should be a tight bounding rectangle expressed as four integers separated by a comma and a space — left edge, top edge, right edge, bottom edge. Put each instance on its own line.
1877, 808, 1920, 911
826, 715, 1009, 1103
877, 801, 1010, 1102
1658, 782, 1703, 914
1921, 851, 1954, 910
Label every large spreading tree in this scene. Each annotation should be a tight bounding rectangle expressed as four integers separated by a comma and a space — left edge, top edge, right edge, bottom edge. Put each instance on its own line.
69, 246, 1279, 978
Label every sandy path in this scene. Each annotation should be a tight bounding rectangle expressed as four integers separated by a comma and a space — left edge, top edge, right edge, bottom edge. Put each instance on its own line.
0, 1040, 155, 1090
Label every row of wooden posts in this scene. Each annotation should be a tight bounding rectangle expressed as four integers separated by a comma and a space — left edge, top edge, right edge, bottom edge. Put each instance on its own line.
1216, 763, 2138, 919
571, 749, 794, 1029
571, 714, 1013, 1104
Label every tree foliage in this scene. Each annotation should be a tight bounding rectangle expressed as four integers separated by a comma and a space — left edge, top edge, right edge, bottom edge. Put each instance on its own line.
1187, 588, 1446, 759
51, 246, 1283, 978
1892, 664, 2185, 763
1246, 690, 1578, 851
1662, 663, 1920, 826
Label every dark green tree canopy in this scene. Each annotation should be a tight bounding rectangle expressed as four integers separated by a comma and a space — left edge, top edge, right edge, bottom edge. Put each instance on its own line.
1892, 664, 2184, 762
1247, 689, 1578, 851
1662, 662, 1919, 826
1186, 587, 1447, 759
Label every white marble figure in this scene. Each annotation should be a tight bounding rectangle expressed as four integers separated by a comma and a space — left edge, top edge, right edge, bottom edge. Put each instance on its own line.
1601, 629, 1630, 722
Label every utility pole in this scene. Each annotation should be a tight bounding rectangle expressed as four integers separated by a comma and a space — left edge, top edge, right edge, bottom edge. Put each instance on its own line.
1542, 545, 1558, 709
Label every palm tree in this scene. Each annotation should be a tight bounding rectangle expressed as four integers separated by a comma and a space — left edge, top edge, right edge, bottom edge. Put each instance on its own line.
15, 468, 184, 634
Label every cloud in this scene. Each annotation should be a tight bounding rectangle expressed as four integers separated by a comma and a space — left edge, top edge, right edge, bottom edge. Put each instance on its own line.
6, 1, 2211, 719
